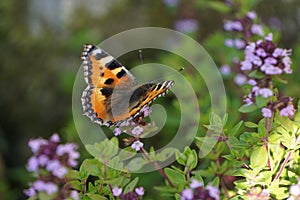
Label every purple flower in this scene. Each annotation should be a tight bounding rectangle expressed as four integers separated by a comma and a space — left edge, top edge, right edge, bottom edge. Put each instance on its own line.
248, 79, 257, 86
131, 141, 144, 151
114, 128, 122, 136
135, 187, 145, 196
175, 19, 198, 33
46, 160, 61, 172
28, 138, 48, 153
251, 55, 262, 66
50, 133, 60, 143
131, 126, 143, 136
282, 56, 292, 68
27, 156, 39, 172
52, 166, 68, 178
181, 189, 194, 200
280, 104, 295, 118
112, 187, 122, 196
258, 88, 273, 98
141, 106, 152, 117
252, 86, 260, 96
38, 155, 49, 166
190, 179, 203, 189
220, 64, 231, 75
244, 95, 253, 106
44, 182, 58, 195
241, 60, 252, 71
33, 180, 47, 191
56, 143, 78, 156
206, 185, 220, 200
234, 74, 247, 86
70, 190, 79, 200
224, 21, 243, 31
234, 38, 246, 49
265, 66, 282, 75
247, 11, 257, 19
251, 24, 264, 36
265, 33, 273, 41
290, 183, 300, 196
264, 57, 277, 65
262, 108, 272, 118
255, 48, 267, 57
224, 38, 234, 47
24, 187, 36, 197
272, 48, 283, 57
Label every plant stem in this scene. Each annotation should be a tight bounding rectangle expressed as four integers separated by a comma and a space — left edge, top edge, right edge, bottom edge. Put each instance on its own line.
274, 151, 292, 181
140, 147, 175, 187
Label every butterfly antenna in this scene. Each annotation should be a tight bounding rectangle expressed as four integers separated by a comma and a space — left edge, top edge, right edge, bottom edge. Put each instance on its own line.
138, 49, 143, 64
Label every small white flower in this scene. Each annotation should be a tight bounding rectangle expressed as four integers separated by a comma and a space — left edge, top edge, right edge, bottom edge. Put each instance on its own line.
112, 187, 122, 197
258, 88, 273, 98
262, 108, 272, 118
131, 141, 144, 151
206, 185, 220, 200
181, 189, 194, 200
190, 179, 203, 189
135, 187, 145, 196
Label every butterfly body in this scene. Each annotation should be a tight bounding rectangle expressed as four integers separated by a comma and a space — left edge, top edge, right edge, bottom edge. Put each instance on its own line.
81, 44, 174, 126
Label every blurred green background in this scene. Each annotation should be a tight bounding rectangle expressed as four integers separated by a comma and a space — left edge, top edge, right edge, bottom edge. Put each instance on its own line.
1, 0, 300, 199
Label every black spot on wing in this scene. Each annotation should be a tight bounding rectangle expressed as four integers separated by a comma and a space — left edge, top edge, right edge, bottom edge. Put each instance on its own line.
106, 60, 121, 70
100, 88, 113, 98
116, 69, 126, 78
104, 78, 114, 85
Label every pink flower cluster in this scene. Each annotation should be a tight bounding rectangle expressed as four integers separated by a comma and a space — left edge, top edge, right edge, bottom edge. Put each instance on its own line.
181, 180, 220, 200
24, 133, 80, 199
241, 33, 292, 75
240, 34, 295, 118
112, 186, 145, 199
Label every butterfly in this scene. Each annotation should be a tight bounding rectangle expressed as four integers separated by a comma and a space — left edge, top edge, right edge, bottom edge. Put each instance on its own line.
80, 44, 174, 127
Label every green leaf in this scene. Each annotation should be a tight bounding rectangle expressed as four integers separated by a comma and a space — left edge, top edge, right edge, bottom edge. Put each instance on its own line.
155, 148, 175, 162
123, 177, 139, 194
79, 163, 89, 180
85, 194, 107, 200
228, 121, 244, 136
127, 157, 147, 171
256, 95, 271, 108
211, 176, 220, 187
107, 156, 123, 170
164, 168, 186, 185
273, 75, 288, 84
69, 180, 82, 191
250, 146, 268, 169
186, 149, 198, 170
257, 119, 267, 137
295, 100, 300, 122
244, 121, 257, 128
175, 150, 186, 165
81, 159, 102, 177
119, 147, 136, 161
248, 69, 265, 79
67, 169, 80, 179
239, 104, 257, 113
206, 1, 231, 13
222, 113, 228, 127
